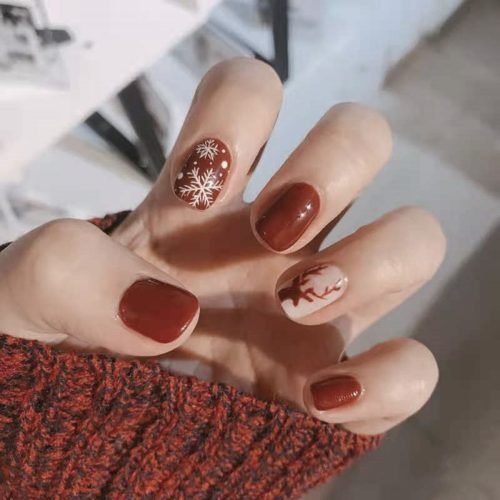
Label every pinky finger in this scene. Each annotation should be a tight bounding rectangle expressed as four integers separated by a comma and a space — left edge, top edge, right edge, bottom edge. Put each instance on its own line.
303, 337, 438, 434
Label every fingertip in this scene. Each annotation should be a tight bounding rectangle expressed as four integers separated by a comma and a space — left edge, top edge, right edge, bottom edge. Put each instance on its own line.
318, 102, 393, 168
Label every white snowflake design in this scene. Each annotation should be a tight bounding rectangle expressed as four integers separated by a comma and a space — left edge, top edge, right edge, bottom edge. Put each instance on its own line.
195, 139, 219, 161
178, 166, 224, 209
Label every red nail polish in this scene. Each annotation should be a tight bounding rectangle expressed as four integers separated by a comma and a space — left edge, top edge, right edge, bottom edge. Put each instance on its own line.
119, 279, 198, 343
174, 138, 231, 210
256, 183, 320, 251
310, 375, 362, 411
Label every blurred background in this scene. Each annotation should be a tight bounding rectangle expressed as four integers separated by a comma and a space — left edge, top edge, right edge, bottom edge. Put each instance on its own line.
1, 0, 499, 498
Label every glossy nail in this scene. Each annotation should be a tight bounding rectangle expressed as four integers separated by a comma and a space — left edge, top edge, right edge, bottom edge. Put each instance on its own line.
310, 375, 362, 411
278, 264, 347, 319
119, 278, 198, 343
174, 138, 231, 210
256, 183, 320, 251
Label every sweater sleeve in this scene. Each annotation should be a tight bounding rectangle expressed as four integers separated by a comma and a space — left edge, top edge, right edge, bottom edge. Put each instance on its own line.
0, 214, 382, 499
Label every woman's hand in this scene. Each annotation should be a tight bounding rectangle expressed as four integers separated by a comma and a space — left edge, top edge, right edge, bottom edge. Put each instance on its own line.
0, 59, 445, 435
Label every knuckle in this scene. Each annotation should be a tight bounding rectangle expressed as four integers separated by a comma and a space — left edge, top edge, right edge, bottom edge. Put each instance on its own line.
380, 258, 413, 295
318, 102, 393, 171
34, 218, 94, 250
380, 207, 447, 293
398, 206, 447, 278
376, 248, 421, 295
397, 206, 446, 244
28, 219, 97, 282
326, 102, 390, 131
414, 207, 447, 267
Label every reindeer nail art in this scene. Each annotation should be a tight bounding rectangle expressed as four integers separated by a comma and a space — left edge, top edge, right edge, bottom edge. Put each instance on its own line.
278, 264, 347, 319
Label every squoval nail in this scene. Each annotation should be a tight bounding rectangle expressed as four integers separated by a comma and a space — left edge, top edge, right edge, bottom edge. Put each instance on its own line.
278, 264, 347, 319
174, 138, 231, 210
310, 375, 362, 411
119, 278, 198, 343
256, 183, 320, 251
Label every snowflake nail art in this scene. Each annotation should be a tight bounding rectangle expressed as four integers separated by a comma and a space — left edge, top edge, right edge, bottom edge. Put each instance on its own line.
174, 138, 231, 210
278, 264, 347, 319
195, 139, 219, 160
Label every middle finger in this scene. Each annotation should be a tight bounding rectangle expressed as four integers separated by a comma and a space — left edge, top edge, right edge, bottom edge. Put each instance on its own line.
250, 103, 392, 253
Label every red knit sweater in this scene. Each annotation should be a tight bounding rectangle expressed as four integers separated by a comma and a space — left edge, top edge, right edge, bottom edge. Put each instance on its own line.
0, 214, 382, 498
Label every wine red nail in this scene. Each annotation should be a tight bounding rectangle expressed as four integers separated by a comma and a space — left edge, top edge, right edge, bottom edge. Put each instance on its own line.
256, 183, 320, 251
119, 279, 198, 343
174, 138, 231, 210
310, 375, 362, 411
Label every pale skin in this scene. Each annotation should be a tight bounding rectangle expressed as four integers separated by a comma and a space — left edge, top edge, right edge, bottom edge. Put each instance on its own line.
0, 58, 445, 436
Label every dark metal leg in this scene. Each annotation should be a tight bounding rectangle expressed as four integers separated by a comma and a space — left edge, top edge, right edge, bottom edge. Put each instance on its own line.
118, 78, 166, 180
271, 0, 289, 82
209, 0, 289, 82
86, 1, 289, 178
85, 112, 143, 170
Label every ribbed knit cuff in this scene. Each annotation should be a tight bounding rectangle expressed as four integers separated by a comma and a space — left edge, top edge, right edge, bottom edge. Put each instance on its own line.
0, 334, 381, 498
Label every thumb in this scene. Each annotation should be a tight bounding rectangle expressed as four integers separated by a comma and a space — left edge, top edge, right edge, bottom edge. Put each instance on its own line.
0, 219, 199, 357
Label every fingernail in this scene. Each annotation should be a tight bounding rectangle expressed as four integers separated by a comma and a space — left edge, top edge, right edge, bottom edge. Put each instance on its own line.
278, 264, 347, 319
119, 278, 198, 343
174, 138, 231, 210
256, 183, 320, 251
310, 375, 362, 411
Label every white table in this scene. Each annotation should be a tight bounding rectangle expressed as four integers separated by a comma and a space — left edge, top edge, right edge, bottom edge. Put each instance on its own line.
0, 0, 219, 181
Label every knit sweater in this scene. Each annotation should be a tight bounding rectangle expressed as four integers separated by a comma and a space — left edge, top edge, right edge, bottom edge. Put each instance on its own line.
0, 214, 382, 498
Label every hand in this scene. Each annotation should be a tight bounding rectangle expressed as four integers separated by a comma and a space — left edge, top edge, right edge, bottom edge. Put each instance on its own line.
0, 59, 445, 435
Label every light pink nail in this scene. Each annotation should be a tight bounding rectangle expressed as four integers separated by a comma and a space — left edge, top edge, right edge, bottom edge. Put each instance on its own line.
278, 264, 347, 319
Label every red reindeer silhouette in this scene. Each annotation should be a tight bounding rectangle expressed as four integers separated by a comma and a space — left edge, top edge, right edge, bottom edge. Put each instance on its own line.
278, 264, 342, 307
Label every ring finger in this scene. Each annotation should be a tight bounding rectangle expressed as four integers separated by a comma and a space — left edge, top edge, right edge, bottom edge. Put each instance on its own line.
275, 206, 446, 329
